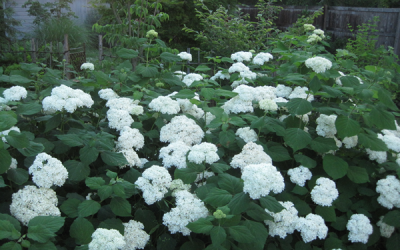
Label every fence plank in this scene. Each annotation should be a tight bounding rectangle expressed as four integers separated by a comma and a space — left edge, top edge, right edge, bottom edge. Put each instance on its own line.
64, 34, 70, 79
99, 35, 103, 61
30, 38, 36, 63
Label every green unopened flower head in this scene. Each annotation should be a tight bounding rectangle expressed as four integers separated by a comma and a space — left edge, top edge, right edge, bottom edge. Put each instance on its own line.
213, 209, 226, 219
249, 50, 255, 53
156, 82, 164, 87
146, 30, 158, 39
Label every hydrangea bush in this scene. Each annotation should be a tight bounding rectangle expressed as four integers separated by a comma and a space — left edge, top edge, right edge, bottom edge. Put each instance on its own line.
0, 23, 400, 250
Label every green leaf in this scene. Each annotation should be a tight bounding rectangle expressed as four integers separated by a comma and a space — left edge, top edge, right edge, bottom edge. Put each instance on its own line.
16, 103, 42, 115
0, 220, 20, 240
5, 131, 29, 148
123, 168, 142, 184
265, 145, 292, 162
210, 163, 230, 174
175, 168, 199, 184
291, 185, 308, 195
0, 242, 22, 250
98, 218, 124, 235
7, 168, 29, 185
29, 241, 56, 250
0, 214, 20, 232
347, 166, 369, 183
187, 218, 214, 234
78, 200, 101, 217
200, 88, 215, 100
335, 115, 361, 139
172, 89, 195, 99
358, 133, 388, 151
0, 177, 5, 188
101, 151, 128, 167
160, 52, 181, 62
64, 160, 90, 182
210, 226, 226, 245
284, 128, 312, 152
286, 98, 312, 115
69, 217, 94, 245
315, 206, 336, 222
228, 192, 251, 215
324, 236, 343, 250
246, 203, 273, 221
260, 196, 284, 213
85, 177, 105, 190
383, 210, 400, 227
144, 130, 159, 139
370, 106, 396, 130
204, 188, 232, 207
10, 75, 33, 85
157, 233, 177, 250
386, 232, 400, 250
134, 209, 158, 232
310, 137, 338, 153
272, 41, 289, 53
214, 89, 238, 98
219, 130, 236, 148
309, 76, 322, 93
195, 65, 211, 72
218, 174, 243, 195
323, 155, 348, 180
17, 141, 44, 157
27, 216, 65, 243
340, 76, 360, 87
240, 220, 268, 250
44, 113, 62, 132
0, 111, 17, 131
110, 197, 131, 217
98, 185, 113, 201
136, 65, 158, 78
378, 88, 398, 111
113, 184, 125, 197
228, 226, 256, 243
60, 198, 81, 218
116, 48, 138, 59
55, 134, 84, 147
0, 149, 12, 174
229, 117, 247, 127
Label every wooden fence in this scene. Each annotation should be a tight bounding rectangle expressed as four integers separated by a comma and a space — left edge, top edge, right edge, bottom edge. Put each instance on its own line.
240, 5, 400, 56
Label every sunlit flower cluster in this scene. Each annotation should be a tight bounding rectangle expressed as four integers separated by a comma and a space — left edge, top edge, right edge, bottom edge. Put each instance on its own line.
310, 177, 339, 206
252, 52, 273, 65
123, 220, 150, 250
177, 52, 192, 61
105, 97, 143, 131
182, 73, 203, 87
347, 214, 373, 244
29, 153, 68, 188
287, 166, 312, 187
316, 114, 337, 138
305, 56, 332, 74
1, 86, 28, 102
235, 127, 257, 142
288, 86, 314, 102
187, 142, 219, 164
210, 70, 230, 81
149, 96, 180, 115
376, 175, 400, 209
231, 142, 272, 170
99, 88, 119, 100
159, 141, 191, 169
296, 214, 328, 243
231, 51, 253, 62
81, 62, 94, 71
89, 228, 125, 250
160, 115, 204, 146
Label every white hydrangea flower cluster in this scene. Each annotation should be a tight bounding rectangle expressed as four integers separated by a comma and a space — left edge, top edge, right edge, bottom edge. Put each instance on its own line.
116, 126, 144, 151
162, 190, 209, 236
228, 62, 250, 73
241, 163, 285, 199
29, 153, 68, 188
343, 135, 358, 148
0, 126, 20, 143
264, 201, 299, 238
99, 88, 119, 100
288, 86, 314, 102
365, 148, 387, 164
105, 97, 143, 131
169, 179, 191, 195
88, 228, 126, 250
377, 216, 395, 238
231, 51, 253, 62
287, 166, 312, 187
252, 52, 273, 65
8, 158, 18, 171
159, 141, 191, 169
235, 127, 257, 142
182, 73, 203, 87
174, 71, 187, 80
177, 52, 192, 61
379, 129, 400, 153
42, 84, 94, 113
295, 214, 328, 243
149, 96, 180, 115
10, 185, 61, 225
1, 86, 28, 102
275, 84, 292, 98
304, 24, 315, 31
160, 115, 204, 146
187, 142, 219, 164
135, 165, 172, 205
310, 177, 339, 206
316, 114, 337, 137
195, 171, 215, 186
305, 56, 332, 74
307, 29, 325, 43
231, 142, 272, 171
176, 98, 204, 120
259, 99, 278, 112
376, 175, 400, 209
210, 70, 230, 81
231, 70, 257, 88
81, 62, 94, 71
119, 149, 142, 169
347, 214, 373, 244
122, 220, 150, 250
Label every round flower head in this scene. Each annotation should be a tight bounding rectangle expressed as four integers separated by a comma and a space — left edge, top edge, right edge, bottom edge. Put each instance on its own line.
231, 51, 253, 62
210, 70, 230, 81
228, 62, 250, 73
377, 216, 395, 238
81, 62, 94, 71
187, 142, 219, 164
259, 99, 278, 112
146, 29, 158, 38
177, 98, 204, 120
160, 115, 204, 146
177, 52, 192, 61
316, 114, 337, 138
296, 214, 328, 243
304, 24, 315, 31
310, 177, 339, 206
252, 52, 273, 65
10, 185, 61, 225
366, 148, 387, 164
174, 71, 186, 80
3, 86, 28, 102
118, 148, 141, 169
122, 220, 150, 250
135, 165, 172, 205
99, 88, 119, 100
288, 86, 314, 102
149, 96, 180, 115
182, 73, 203, 87
275, 84, 292, 98
264, 201, 299, 238
347, 214, 373, 244
159, 141, 191, 169
29, 153, 68, 188
343, 135, 358, 148
287, 166, 312, 187
305, 56, 332, 74
89, 228, 126, 250
107, 109, 134, 131
106, 97, 143, 116
231, 142, 272, 171
376, 175, 400, 209
236, 127, 257, 143
116, 126, 144, 150
242, 163, 285, 199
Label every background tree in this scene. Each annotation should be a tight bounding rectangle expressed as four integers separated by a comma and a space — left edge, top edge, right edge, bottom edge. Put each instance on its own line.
0, 0, 21, 44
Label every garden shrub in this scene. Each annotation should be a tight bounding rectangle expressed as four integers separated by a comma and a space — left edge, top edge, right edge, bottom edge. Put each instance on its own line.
0, 16, 400, 250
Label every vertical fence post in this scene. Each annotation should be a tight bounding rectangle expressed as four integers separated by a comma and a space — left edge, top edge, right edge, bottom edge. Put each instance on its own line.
394, 10, 400, 57
31, 38, 36, 63
323, 5, 329, 30
63, 34, 70, 79
99, 35, 103, 61
50, 42, 53, 68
